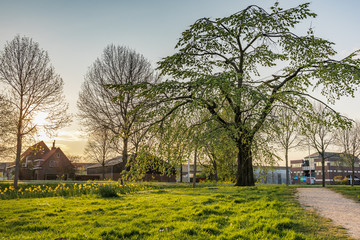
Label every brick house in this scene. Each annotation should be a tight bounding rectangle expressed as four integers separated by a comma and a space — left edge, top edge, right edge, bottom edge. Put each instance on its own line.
290, 152, 360, 185
7, 141, 75, 180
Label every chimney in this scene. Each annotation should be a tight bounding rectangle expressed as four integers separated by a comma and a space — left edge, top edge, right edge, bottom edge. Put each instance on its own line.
52, 140, 56, 150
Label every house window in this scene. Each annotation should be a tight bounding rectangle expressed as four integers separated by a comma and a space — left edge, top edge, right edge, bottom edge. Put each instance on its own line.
49, 160, 55, 168
57, 153, 60, 158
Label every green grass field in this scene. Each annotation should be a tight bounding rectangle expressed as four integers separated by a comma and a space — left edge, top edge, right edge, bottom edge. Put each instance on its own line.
0, 184, 353, 240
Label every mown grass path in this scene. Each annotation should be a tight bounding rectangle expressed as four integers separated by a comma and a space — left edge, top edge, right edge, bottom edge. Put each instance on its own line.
0, 185, 353, 240
297, 188, 360, 240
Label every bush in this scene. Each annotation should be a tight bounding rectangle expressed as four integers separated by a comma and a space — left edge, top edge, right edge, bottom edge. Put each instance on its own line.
97, 184, 119, 198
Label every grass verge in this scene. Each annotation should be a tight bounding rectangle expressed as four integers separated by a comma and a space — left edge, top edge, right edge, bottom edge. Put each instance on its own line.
327, 185, 360, 202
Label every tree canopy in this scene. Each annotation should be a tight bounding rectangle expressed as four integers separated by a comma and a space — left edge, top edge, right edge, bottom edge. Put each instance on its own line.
115, 3, 360, 186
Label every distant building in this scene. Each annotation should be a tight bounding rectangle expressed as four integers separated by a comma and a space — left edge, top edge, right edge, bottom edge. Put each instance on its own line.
290, 152, 360, 185
6, 141, 75, 180
254, 166, 289, 184
87, 156, 126, 180
72, 162, 98, 180
72, 162, 94, 176
86, 155, 176, 182
0, 162, 12, 180
179, 164, 205, 183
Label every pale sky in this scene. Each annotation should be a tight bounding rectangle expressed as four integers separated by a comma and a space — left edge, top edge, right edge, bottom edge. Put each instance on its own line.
0, 0, 359, 163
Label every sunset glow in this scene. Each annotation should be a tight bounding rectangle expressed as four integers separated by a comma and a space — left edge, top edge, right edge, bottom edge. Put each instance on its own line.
33, 112, 48, 127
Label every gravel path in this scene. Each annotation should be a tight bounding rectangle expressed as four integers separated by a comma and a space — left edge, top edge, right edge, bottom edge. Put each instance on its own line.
297, 188, 360, 240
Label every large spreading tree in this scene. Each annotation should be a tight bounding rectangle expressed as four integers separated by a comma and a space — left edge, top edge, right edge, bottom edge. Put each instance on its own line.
124, 2, 360, 186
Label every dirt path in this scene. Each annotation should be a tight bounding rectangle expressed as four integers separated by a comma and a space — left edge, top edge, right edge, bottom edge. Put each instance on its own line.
297, 188, 360, 240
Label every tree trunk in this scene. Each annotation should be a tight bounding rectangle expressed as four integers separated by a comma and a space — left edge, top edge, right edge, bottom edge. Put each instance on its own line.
285, 147, 289, 186
14, 106, 23, 189
192, 148, 197, 188
123, 136, 128, 165
13, 132, 22, 189
102, 131, 107, 180
102, 163, 105, 180
352, 161, 355, 187
213, 158, 218, 182
120, 136, 129, 183
235, 140, 254, 186
179, 163, 183, 183
321, 155, 325, 188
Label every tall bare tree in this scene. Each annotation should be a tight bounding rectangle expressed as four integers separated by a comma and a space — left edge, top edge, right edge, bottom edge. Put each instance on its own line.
78, 45, 156, 165
272, 107, 303, 185
0, 35, 70, 188
84, 127, 118, 179
302, 104, 336, 187
335, 120, 360, 186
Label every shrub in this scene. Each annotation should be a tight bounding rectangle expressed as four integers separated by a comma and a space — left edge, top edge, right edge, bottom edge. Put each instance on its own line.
97, 184, 118, 198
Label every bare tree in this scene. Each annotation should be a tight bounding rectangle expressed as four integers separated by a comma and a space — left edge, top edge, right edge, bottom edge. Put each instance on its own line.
272, 107, 303, 185
84, 127, 118, 180
66, 154, 83, 163
0, 35, 70, 188
335, 120, 360, 186
78, 45, 156, 165
302, 104, 336, 187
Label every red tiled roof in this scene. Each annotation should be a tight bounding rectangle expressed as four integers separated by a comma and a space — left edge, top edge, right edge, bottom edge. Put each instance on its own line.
21, 141, 50, 159
41, 148, 57, 161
